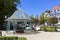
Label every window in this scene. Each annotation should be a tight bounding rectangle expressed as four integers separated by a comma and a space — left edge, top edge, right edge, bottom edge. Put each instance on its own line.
49, 14, 54, 17
56, 13, 60, 16
57, 9, 60, 11
54, 10, 56, 12
50, 10, 53, 12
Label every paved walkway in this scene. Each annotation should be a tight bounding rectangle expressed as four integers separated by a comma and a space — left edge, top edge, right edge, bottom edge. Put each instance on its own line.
2, 31, 60, 40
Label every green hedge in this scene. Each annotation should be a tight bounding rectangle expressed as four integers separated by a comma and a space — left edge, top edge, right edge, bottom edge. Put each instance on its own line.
40, 26, 56, 32
0, 36, 18, 40
46, 27, 56, 32
18, 37, 27, 40
0, 36, 27, 40
40, 26, 44, 31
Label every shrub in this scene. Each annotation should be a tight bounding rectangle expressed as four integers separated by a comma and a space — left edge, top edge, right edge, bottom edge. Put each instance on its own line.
0, 36, 18, 40
40, 26, 56, 32
46, 27, 56, 32
40, 26, 44, 31
18, 37, 27, 40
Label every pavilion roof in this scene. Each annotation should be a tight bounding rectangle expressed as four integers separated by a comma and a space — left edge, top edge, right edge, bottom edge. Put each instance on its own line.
6, 8, 31, 21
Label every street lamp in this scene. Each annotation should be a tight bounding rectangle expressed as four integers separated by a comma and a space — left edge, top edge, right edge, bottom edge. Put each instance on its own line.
5, 16, 7, 19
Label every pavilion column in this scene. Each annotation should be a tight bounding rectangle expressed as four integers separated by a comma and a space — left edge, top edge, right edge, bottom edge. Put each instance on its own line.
30, 21, 32, 30
13, 20, 17, 32
58, 17, 59, 23
23, 20, 26, 30
6, 21, 10, 32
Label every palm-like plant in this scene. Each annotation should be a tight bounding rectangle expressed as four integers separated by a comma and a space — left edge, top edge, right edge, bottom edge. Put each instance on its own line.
39, 11, 50, 25
39, 10, 50, 31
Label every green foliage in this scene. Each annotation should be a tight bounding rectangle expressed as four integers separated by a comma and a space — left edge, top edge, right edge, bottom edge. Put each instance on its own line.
40, 26, 56, 32
0, 36, 18, 40
33, 18, 39, 24
39, 14, 45, 24
39, 10, 50, 25
18, 37, 27, 40
39, 13, 49, 24
0, 0, 18, 16
40, 26, 44, 31
0, 0, 18, 26
49, 17, 58, 24
30, 15, 39, 24
46, 27, 56, 32
0, 36, 27, 40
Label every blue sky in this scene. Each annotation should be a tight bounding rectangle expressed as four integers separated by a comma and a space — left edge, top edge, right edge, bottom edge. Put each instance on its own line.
17, 0, 60, 16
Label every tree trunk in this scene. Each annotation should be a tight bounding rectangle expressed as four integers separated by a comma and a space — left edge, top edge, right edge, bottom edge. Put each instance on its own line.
44, 24, 46, 31
55, 25, 57, 31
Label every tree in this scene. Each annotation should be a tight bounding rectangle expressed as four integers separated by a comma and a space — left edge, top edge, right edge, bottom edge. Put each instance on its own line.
39, 12, 50, 25
30, 15, 39, 24
49, 17, 58, 26
39, 13, 45, 24
49, 17, 58, 31
0, 0, 19, 26
39, 10, 50, 31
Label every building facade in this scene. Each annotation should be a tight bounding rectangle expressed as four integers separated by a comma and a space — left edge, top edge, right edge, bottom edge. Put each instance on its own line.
49, 5, 60, 24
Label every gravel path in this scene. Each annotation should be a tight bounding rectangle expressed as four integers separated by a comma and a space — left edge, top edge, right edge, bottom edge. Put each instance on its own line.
2, 31, 60, 40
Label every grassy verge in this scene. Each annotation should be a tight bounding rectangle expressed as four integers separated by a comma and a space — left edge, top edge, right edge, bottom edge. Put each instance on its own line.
0, 36, 27, 40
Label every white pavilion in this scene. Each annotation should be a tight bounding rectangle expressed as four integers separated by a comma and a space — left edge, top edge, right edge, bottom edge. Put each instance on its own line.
5, 8, 32, 33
